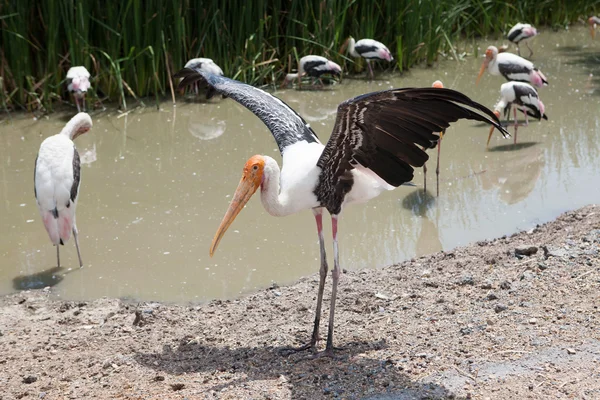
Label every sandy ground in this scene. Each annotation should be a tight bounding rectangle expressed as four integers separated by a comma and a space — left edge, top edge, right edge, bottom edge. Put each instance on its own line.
1, 205, 599, 400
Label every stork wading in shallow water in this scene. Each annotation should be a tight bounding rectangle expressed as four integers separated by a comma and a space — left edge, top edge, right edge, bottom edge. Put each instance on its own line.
507, 23, 538, 57
282, 55, 342, 89
34, 113, 93, 268
341, 36, 393, 79
488, 81, 547, 147
589, 17, 600, 39
174, 67, 508, 356
66, 66, 91, 113
183, 58, 224, 98
476, 46, 548, 88
422, 80, 447, 196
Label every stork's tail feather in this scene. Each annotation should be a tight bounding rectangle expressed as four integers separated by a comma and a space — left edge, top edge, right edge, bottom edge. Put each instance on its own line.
57, 214, 73, 244
42, 211, 60, 245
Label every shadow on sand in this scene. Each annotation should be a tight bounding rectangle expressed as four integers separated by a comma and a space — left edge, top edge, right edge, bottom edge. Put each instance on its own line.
134, 338, 462, 399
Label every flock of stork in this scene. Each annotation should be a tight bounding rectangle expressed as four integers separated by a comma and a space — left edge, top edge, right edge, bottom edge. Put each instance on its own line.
33, 20, 597, 355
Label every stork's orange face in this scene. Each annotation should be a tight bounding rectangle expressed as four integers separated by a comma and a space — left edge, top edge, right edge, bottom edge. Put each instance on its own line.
209, 155, 265, 256
476, 49, 494, 85
339, 38, 350, 54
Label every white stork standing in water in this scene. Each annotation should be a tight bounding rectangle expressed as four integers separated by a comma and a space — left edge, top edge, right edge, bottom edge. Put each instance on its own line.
184, 58, 224, 98
174, 67, 508, 356
66, 66, 91, 113
476, 46, 548, 88
488, 81, 547, 147
589, 17, 600, 39
34, 113, 93, 268
341, 36, 393, 79
282, 55, 342, 89
507, 23, 538, 57
422, 80, 447, 196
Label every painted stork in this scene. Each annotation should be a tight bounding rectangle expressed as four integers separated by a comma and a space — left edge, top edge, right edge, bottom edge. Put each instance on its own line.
66, 66, 91, 113
422, 80, 446, 196
488, 81, 547, 147
184, 58, 224, 98
507, 23, 538, 57
589, 17, 600, 39
282, 55, 342, 89
34, 113, 93, 268
341, 36, 393, 79
476, 46, 548, 88
174, 67, 508, 355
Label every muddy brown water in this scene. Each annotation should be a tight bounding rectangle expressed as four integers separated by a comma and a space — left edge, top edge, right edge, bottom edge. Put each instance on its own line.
1, 26, 599, 302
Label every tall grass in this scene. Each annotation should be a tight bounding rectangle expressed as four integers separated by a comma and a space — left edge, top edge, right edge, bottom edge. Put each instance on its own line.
0, 0, 599, 111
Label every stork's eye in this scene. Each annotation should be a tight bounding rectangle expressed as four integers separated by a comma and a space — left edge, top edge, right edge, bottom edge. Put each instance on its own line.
253, 165, 259, 171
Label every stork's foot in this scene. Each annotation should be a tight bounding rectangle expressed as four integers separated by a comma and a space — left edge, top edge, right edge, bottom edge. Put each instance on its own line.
279, 342, 317, 356
279, 341, 345, 358
314, 345, 345, 359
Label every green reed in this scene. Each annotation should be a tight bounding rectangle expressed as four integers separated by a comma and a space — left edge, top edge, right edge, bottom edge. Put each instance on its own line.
0, 0, 598, 111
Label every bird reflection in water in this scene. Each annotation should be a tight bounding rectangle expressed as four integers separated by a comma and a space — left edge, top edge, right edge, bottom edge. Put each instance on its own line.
284, 95, 338, 123
12, 266, 72, 290
401, 190, 443, 256
80, 143, 97, 166
482, 142, 544, 204
186, 106, 227, 141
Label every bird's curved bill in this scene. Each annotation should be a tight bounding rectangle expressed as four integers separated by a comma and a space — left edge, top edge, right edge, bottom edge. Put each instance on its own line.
476, 62, 487, 85
209, 175, 260, 257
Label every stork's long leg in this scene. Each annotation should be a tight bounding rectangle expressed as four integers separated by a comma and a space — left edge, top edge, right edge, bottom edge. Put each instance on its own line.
56, 245, 60, 268
366, 60, 374, 80
523, 108, 529, 127
422, 146, 428, 193
436, 130, 444, 197
513, 106, 519, 144
325, 215, 341, 355
281, 208, 328, 355
525, 41, 534, 58
516, 43, 522, 57
73, 224, 83, 268
75, 97, 81, 113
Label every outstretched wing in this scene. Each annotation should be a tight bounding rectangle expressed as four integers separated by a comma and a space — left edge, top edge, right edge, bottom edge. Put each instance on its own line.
316, 87, 509, 213
174, 68, 320, 154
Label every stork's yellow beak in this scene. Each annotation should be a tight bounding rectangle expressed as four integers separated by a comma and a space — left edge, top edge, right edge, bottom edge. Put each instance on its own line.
487, 110, 501, 148
476, 62, 487, 85
210, 155, 265, 257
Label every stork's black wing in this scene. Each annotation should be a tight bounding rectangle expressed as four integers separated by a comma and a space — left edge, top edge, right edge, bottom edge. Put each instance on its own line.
174, 68, 320, 154
315, 88, 510, 214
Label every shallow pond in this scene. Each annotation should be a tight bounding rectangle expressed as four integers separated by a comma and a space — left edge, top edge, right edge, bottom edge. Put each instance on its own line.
1, 26, 599, 302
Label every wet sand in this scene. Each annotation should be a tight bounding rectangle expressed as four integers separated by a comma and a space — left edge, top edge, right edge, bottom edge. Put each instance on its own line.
1, 205, 598, 399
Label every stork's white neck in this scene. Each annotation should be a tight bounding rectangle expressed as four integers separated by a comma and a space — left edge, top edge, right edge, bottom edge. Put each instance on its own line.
60, 113, 93, 140
259, 156, 293, 217
494, 98, 507, 114
347, 37, 359, 57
